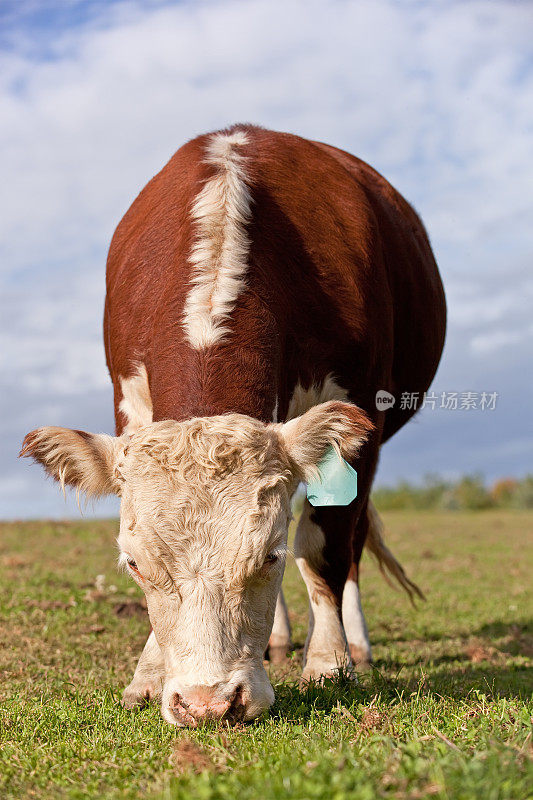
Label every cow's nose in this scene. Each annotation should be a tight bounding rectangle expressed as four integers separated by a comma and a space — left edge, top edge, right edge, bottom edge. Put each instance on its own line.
170, 684, 246, 726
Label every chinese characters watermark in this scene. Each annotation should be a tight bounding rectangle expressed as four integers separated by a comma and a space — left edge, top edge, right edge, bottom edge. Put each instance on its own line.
375, 390, 498, 411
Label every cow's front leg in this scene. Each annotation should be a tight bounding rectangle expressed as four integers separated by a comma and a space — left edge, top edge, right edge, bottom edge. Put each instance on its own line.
122, 630, 165, 709
342, 563, 372, 670
295, 500, 352, 681
267, 589, 292, 663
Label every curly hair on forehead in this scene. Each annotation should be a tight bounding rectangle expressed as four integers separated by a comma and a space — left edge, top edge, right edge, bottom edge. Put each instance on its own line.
127, 414, 290, 484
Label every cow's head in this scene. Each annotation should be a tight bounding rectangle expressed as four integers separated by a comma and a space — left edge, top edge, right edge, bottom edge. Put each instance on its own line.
20, 374, 372, 725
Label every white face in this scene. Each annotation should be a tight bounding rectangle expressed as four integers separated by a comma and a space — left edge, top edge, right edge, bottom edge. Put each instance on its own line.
21, 396, 372, 724
115, 418, 293, 724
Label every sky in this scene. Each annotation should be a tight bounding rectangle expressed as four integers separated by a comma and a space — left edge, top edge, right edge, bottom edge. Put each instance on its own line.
1, 0, 532, 518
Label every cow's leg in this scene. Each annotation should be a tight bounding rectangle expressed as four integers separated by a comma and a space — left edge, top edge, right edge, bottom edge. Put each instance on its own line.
122, 630, 165, 709
342, 563, 372, 670
267, 589, 292, 663
293, 425, 381, 682
295, 499, 353, 681
342, 504, 372, 670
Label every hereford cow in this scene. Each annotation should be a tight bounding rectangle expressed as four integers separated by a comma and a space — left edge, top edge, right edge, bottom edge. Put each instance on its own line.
21, 124, 446, 726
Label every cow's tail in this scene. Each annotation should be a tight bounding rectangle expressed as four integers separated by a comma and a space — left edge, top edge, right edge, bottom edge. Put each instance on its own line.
365, 500, 425, 605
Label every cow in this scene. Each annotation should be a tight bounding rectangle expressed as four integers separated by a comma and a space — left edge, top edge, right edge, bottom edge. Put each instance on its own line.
21, 124, 446, 727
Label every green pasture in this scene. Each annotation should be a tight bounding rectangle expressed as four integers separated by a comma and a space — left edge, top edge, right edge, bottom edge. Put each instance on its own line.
1, 511, 531, 799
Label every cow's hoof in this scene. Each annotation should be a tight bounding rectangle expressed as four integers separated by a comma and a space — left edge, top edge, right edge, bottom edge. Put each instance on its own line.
122, 680, 162, 709
300, 660, 354, 685
348, 645, 373, 673
300, 667, 337, 685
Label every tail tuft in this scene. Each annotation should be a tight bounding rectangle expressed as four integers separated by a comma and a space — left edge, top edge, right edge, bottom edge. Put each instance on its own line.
365, 501, 425, 605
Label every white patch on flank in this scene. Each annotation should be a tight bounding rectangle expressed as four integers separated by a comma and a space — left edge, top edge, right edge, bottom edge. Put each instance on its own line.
286, 374, 349, 421
342, 575, 372, 664
119, 363, 153, 435
183, 130, 252, 349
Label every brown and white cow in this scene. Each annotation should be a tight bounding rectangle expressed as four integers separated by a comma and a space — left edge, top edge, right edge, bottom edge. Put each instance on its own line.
21, 125, 446, 726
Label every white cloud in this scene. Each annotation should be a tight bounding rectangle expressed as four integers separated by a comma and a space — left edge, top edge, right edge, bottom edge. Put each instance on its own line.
1, 0, 532, 515
447, 273, 533, 329
470, 324, 533, 356
2, 0, 532, 273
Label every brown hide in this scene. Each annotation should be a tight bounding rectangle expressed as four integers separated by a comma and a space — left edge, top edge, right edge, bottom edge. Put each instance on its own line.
104, 124, 446, 589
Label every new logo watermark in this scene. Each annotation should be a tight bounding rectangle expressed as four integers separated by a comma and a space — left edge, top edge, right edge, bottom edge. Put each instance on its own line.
375, 390, 396, 411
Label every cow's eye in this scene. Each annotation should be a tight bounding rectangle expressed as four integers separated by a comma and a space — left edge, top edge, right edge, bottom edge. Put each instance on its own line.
264, 552, 278, 566
127, 558, 145, 581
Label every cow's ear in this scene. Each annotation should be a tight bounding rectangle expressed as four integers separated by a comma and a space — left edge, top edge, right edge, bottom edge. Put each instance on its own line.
277, 401, 374, 481
19, 427, 125, 497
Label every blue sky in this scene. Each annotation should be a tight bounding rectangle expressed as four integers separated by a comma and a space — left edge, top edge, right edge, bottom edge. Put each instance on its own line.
1, 0, 532, 518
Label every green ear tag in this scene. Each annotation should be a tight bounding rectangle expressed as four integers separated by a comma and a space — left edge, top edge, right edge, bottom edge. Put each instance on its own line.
306, 446, 358, 507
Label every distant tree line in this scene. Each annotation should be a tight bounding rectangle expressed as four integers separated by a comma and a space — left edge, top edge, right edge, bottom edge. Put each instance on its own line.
371, 474, 533, 511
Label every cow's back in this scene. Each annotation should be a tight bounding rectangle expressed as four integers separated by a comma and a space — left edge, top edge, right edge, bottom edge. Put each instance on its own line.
312, 140, 446, 440
105, 125, 445, 438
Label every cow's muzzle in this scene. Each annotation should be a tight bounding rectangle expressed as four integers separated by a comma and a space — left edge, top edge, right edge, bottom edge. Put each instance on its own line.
168, 683, 247, 726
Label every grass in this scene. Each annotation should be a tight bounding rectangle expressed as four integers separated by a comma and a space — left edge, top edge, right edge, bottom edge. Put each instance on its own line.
0, 511, 532, 799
